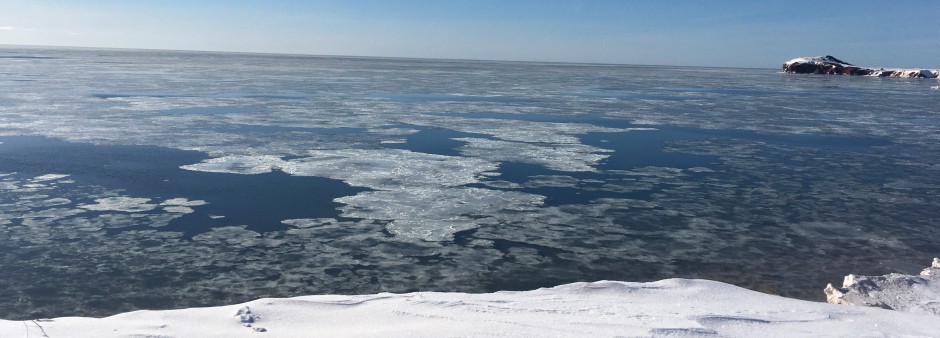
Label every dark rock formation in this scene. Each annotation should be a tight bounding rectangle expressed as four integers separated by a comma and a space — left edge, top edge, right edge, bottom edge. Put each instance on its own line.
783, 56, 939, 78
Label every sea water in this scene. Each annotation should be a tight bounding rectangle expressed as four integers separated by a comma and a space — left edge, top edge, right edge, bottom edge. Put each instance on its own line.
1, 46, 938, 319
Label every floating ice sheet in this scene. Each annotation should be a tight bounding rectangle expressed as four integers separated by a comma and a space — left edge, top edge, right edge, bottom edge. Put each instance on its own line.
337, 187, 544, 241
182, 149, 525, 241
455, 137, 610, 172
160, 198, 208, 207
79, 197, 158, 213
2, 48, 940, 319
32, 174, 70, 182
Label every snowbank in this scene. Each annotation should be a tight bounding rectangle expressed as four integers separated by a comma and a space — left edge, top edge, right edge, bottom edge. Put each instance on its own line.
3, 279, 939, 338
783, 55, 940, 78
826, 258, 940, 316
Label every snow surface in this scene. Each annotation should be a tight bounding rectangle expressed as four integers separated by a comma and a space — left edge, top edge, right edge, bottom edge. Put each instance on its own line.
2, 279, 938, 338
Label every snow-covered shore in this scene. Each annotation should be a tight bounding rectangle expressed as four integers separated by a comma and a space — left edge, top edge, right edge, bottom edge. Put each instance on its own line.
3, 278, 939, 338
783, 55, 939, 78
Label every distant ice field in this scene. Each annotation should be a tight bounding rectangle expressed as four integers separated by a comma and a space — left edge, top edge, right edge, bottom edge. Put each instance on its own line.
1, 46, 938, 319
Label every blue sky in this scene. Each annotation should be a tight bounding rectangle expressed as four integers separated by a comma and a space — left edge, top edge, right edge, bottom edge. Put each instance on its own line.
1, 0, 938, 68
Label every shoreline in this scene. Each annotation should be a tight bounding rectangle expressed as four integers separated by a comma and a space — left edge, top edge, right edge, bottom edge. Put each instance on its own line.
2, 274, 938, 337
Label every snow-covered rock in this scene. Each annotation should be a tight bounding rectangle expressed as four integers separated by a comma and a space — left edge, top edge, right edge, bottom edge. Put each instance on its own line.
3, 279, 940, 337
825, 258, 940, 316
783, 55, 939, 78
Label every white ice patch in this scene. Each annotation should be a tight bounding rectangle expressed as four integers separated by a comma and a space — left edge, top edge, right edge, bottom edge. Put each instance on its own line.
181, 148, 540, 241
522, 175, 582, 188
79, 197, 158, 213
160, 198, 208, 207
455, 137, 610, 172
21, 197, 72, 208
281, 218, 339, 229
31, 174, 70, 182
337, 187, 544, 241
285, 149, 498, 188
163, 206, 195, 214
410, 115, 637, 144
183, 149, 498, 188
368, 127, 420, 135
191, 226, 284, 248
179, 155, 286, 175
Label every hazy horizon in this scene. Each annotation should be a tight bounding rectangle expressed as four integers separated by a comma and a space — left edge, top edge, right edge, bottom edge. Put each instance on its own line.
2, 0, 938, 69
2, 43, 793, 69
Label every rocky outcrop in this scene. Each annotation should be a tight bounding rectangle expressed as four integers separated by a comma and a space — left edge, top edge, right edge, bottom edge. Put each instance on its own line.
783, 56, 939, 78
825, 258, 940, 316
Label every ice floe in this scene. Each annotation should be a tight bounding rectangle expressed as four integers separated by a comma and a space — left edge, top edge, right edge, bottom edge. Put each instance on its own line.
31, 174, 70, 182
336, 187, 544, 241
182, 149, 521, 241
160, 197, 208, 207
455, 137, 611, 172
179, 155, 287, 175
2, 47, 940, 320
78, 197, 158, 213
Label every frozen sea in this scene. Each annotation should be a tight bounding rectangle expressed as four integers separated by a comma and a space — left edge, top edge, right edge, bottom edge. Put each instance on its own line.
1, 46, 938, 319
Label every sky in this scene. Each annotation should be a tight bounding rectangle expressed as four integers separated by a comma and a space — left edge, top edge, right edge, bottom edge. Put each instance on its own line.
1, 0, 938, 68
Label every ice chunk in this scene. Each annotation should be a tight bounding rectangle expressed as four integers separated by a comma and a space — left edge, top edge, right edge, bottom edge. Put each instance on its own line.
179, 155, 287, 175
78, 197, 158, 213
162, 206, 195, 214
284, 149, 498, 188
455, 137, 610, 172
31, 174, 70, 182
160, 198, 208, 207
336, 187, 544, 241
825, 258, 940, 316
281, 218, 338, 229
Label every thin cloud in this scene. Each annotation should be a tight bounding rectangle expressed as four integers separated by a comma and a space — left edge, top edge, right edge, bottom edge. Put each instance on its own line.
0, 26, 34, 31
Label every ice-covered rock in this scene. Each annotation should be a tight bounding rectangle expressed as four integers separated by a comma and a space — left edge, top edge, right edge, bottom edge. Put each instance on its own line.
825, 258, 940, 316
783, 55, 939, 78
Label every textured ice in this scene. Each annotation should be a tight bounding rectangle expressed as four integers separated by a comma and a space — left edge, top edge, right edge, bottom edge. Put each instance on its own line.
182, 149, 517, 240
455, 137, 610, 172
162, 206, 195, 214
409, 115, 637, 144
281, 218, 339, 229
160, 198, 208, 207
522, 175, 582, 188
337, 187, 544, 241
2, 48, 940, 319
286, 149, 498, 188
192, 226, 284, 248
79, 197, 158, 213
179, 155, 287, 175
826, 258, 940, 316
32, 174, 70, 182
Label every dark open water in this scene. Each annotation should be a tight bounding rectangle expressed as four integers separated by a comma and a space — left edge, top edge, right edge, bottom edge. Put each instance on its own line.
1, 46, 938, 319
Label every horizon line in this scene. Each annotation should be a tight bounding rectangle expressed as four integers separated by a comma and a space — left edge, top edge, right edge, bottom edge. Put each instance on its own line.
0, 43, 778, 71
